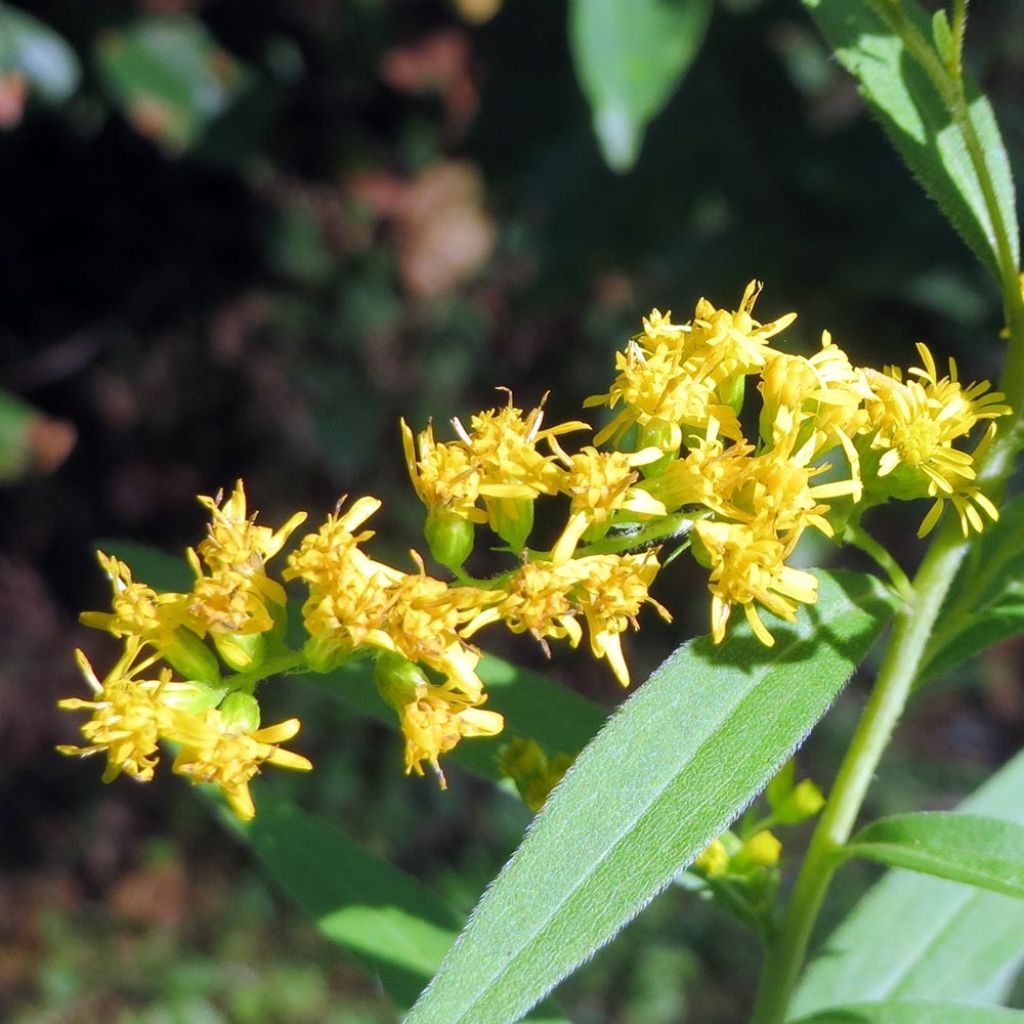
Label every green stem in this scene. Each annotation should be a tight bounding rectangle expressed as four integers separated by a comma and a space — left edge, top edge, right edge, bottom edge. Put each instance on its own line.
750, 515, 968, 1024
750, 7, 1024, 1018
843, 523, 914, 602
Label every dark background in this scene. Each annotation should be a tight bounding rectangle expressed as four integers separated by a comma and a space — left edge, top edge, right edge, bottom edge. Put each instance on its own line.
2, 1, 1023, 1020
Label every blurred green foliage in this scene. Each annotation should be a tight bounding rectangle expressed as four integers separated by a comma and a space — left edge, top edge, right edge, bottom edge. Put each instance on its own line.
2, 1, 1023, 1021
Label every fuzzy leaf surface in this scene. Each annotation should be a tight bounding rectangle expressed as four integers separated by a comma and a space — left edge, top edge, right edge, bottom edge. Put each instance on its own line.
406, 570, 895, 1024
792, 749, 1024, 1017
802, 0, 1019, 279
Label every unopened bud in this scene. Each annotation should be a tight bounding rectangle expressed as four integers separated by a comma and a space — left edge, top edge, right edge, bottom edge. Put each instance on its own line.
425, 510, 476, 571
219, 691, 261, 733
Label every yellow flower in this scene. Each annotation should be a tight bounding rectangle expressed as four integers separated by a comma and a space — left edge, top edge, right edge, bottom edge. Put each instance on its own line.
187, 557, 276, 638
166, 709, 312, 821
377, 552, 492, 698
400, 418, 486, 523
571, 552, 670, 686
463, 559, 583, 653
377, 662, 503, 785
196, 480, 307, 577
453, 390, 589, 547
758, 331, 871, 450
686, 280, 796, 384
549, 444, 667, 563
695, 519, 818, 646
640, 416, 753, 515
862, 343, 1009, 536
284, 496, 396, 593
57, 643, 195, 783
731, 424, 862, 542
80, 551, 186, 650
585, 342, 743, 451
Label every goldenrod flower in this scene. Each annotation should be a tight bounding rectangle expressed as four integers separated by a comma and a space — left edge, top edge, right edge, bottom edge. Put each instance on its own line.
463, 559, 583, 652
862, 343, 1009, 535
284, 496, 396, 593
80, 551, 186, 650
571, 552, 670, 686
687, 280, 796, 384
759, 332, 871, 450
376, 657, 503, 785
586, 342, 743, 451
497, 737, 573, 811
197, 480, 307, 578
640, 416, 753, 515
401, 418, 486, 524
377, 552, 492, 698
167, 709, 312, 821
455, 390, 589, 548
57, 643, 196, 783
695, 519, 818, 646
549, 444, 667, 562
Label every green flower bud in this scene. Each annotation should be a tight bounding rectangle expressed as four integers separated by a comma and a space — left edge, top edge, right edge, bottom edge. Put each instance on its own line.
219, 691, 261, 733
772, 779, 826, 825
425, 510, 475, 571
162, 630, 222, 686
302, 634, 350, 675
490, 498, 534, 552
374, 650, 430, 709
214, 631, 266, 673
732, 830, 782, 872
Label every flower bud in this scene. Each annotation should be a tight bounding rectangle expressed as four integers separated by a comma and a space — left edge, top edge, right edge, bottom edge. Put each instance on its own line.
219, 691, 262, 733
374, 650, 430, 709
163, 630, 222, 686
772, 779, 825, 825
490, 498, 535, 552
732, 830, 782, 871
214, 631, 266, 673
425, 510, 475, 572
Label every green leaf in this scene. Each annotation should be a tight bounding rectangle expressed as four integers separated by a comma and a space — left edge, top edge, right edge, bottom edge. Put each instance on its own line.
95, 16, 247, 154
406, 570, 895, 1024
842, 812, 1024, 900
791, 749, 1024, 1017
791, 999, 1024, 1023
569, 0, 712, 173
226, 791, 570, 1023
228, 790, 461, 1011
0, 5, 80, 103
920, 493, 1024, 682
802, 0, 1019, 279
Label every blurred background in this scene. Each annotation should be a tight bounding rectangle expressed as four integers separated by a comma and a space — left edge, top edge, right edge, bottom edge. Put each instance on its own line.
2, 1, 1024, 1021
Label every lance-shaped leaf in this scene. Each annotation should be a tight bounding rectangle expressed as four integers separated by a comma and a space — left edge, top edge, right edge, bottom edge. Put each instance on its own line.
223, 791, 570, 1023
792, 749, 1024, 1016
842, 813, 1024, 900
406, 570, 895, 1024
790, 999, 1024, 1023
569, 0, 712, 172
802, 0, 1019, 280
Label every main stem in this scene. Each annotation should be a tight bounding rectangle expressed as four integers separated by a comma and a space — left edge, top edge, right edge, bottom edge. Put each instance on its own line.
751, 8, 1024, 1019
750, 517, 967, 1024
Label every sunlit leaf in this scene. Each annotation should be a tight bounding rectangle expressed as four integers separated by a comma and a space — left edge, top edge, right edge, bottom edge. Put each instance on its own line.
406, 571, 895, 1024
843, 812, 1024, 900
802, 0, 1019, 279
792, 749, 1024, 1016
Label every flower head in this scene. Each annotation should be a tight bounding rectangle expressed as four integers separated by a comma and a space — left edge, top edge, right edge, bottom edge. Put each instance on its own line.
57, 643, 197, 783
167, 709, 312, 821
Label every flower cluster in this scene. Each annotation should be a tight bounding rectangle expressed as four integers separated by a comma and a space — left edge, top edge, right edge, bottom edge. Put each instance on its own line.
60, 282, 1009, 815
